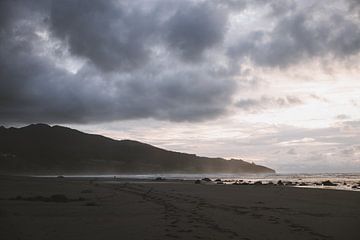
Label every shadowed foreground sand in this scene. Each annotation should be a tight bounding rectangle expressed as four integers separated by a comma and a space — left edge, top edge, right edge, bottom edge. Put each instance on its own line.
1, 176, 359, 240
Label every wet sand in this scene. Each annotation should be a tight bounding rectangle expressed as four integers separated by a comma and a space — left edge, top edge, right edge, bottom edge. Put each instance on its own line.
1, 175, 359, 240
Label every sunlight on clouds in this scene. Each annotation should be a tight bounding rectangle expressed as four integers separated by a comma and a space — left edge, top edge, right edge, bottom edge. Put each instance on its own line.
34, 29, 85, 74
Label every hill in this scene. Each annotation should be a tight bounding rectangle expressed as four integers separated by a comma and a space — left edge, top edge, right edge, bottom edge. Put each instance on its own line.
0, 124, 275, 175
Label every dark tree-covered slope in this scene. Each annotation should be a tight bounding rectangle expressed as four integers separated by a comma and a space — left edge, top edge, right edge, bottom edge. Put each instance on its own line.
0, 124, 275, 174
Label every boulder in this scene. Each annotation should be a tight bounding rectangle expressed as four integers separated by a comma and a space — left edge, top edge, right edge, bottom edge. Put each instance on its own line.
285, 181, 295, 186
155, 177, 165, 181
254, 181, 263, 185
322, 180, 337, 186
201, 178, 212, 182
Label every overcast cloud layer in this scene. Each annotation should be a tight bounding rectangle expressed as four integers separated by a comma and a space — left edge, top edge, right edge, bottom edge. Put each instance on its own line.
0, 0, 359, 123
1, 0, 360, 172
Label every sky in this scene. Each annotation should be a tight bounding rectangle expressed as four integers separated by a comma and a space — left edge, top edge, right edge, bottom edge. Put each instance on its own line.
1, 0, 360, 173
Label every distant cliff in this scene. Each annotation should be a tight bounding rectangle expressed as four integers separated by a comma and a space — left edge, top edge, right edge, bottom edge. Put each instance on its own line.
0, 124, 275, 175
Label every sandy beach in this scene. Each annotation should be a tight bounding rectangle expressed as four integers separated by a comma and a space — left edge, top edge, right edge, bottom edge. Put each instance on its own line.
1, 175, 359, 240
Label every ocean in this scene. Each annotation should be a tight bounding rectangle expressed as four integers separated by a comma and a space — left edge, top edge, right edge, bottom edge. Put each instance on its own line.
39, 172, 360, 191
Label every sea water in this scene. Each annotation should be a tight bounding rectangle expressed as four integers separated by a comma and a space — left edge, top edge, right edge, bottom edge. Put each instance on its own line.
41, 172, 360, 191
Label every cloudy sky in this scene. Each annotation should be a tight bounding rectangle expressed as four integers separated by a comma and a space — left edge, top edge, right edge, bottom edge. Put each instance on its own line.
1, 0, 360, 173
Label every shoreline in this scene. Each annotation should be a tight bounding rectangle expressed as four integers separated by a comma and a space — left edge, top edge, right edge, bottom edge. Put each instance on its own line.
6, 172, 360, 192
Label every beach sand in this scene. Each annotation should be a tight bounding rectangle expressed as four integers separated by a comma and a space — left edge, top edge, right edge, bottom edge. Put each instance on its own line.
1, 175, 359, 240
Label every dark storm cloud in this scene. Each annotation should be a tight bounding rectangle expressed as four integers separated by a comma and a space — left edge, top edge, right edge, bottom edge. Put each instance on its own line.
228, 1, 360, 68
49, 0, 156, 72
235, 96, 303, 112
0, 0, 236, 122
49, 0, 229, 70
0, 0, 236, 124
348, 0, 360, 18
113, 69, 236, 121
165, 2, 227, 61
0, 0, 359, 124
